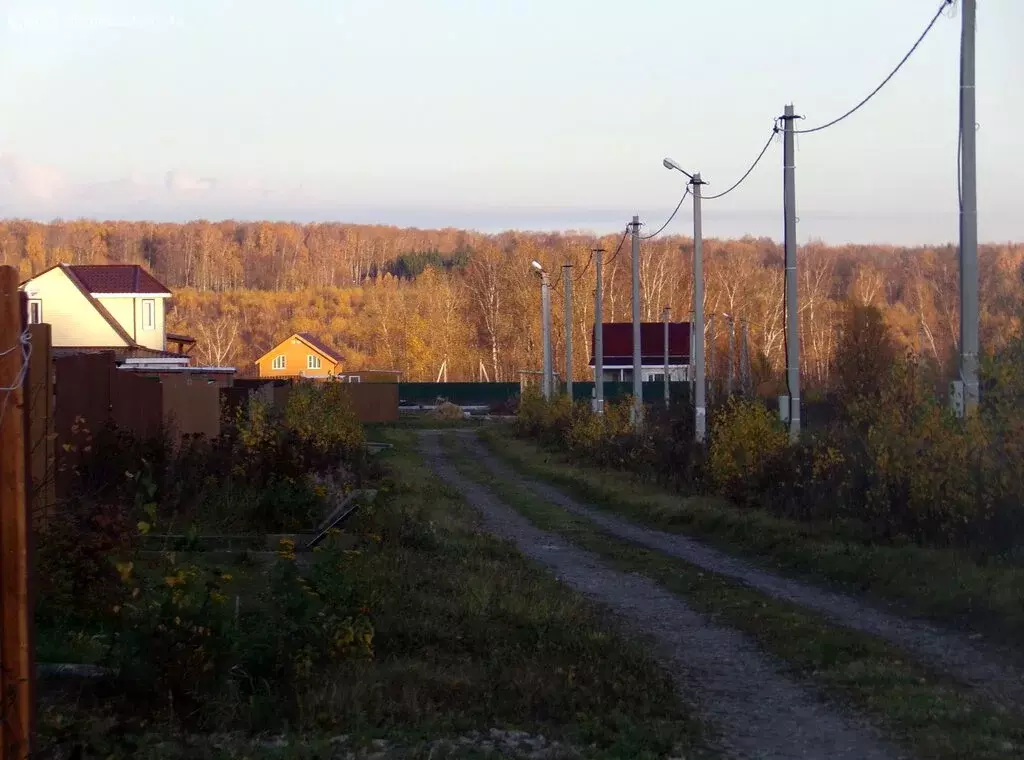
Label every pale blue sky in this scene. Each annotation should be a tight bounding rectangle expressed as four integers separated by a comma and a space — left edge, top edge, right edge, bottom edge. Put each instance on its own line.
0, 0, 1020, 244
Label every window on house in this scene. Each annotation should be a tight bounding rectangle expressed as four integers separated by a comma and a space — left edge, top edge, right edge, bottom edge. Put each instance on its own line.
348, 375, 361, 383
28, 300, 42, 324
142, 299, 156, 330
307, 354, 321, 370
272, 355, 286, 370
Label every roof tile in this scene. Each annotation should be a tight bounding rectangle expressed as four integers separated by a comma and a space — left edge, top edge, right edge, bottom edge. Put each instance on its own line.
69, 265, 171, 294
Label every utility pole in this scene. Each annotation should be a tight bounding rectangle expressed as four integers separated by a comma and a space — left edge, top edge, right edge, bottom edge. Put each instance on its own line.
959, 0, 979, 415
782, 104, 801, 441
662, 306, 671, 408
631, 215, 643, 429
563, 264, 574, 399
728, 315, 736, 397
692, 176, 706, 442
540, 270, 553, 400
593, 249, 605, 414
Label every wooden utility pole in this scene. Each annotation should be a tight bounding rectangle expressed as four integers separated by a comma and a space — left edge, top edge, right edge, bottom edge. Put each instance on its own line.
0, 265, 33, 760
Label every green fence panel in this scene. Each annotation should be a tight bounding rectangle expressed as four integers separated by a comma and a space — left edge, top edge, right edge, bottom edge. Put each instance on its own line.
565, 381, 692, 404
398, 382, 520, 407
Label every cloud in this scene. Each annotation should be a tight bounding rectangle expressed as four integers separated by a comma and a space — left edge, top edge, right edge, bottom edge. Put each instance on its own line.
0, 153, 67, 200
164, 171, 217, 192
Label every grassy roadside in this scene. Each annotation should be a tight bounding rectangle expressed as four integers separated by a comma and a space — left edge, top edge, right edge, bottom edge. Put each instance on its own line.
39, 428, 706, 759
480, 428, 1024, 644
443, 432, 1024, 760
341, 428, 707, 759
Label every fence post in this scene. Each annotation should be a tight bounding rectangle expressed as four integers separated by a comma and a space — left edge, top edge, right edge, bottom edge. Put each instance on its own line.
0, 265, 34, 760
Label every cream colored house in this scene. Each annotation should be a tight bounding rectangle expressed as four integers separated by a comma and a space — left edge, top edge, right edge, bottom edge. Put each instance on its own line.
19, 264, 195, 361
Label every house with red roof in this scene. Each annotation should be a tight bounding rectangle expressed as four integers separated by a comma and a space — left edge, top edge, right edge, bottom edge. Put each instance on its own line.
589, 322, 691, 383
19, 263, 197, 364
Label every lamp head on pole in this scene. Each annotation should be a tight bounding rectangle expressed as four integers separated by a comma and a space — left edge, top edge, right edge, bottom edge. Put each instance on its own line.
662, 157, 693, 180
531, 260, 545, 275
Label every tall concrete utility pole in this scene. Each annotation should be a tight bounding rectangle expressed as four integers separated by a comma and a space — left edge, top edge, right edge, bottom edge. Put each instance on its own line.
692, 177, 706, 442
959, 0, 979, 415
782, 104, 801, 441
662, 306, 671, 408
563, 263, 573, 400
539, 268, 553, 400
593, 249, 605, 413
631, 215, 643, 429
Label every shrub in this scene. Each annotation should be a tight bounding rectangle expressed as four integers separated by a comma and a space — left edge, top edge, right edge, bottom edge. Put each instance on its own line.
36, 498, 137, 625
282, 380, 366, 460
707, 397, 788, 502
110, 554, 236, 726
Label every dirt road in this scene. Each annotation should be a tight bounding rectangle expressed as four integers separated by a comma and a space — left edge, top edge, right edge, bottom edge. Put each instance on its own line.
421, 430, 903, 760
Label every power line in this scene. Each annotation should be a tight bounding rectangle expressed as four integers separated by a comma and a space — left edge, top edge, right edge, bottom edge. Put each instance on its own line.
794, 0, 953, 135
575, 249, 594, 282
702, 127, 780, 200
604, 224, 632, 268
641, 188, 690, 240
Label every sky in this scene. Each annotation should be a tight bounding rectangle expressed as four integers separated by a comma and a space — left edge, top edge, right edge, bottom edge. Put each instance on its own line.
0, 0, 1020, 245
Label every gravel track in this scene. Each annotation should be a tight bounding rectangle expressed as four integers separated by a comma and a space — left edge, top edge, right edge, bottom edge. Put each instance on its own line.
421, 431, 901, 760
464, 432, 1024, 709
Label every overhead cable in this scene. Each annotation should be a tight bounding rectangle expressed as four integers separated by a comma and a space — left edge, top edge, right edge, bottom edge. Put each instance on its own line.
794, 0, 953, 135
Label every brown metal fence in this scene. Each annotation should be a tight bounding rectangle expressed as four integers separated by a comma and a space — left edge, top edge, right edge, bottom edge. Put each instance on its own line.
31, 346, 399, 507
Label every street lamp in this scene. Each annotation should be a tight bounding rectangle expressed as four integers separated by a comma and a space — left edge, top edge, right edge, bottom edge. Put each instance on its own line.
664, 156, 706, 442
662, 157, 693, 179
531, 262, 553, 400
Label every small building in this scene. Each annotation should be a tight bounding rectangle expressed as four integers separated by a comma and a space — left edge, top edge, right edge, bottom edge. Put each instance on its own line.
19, 263, 195, 365
589, 322, 691, 383
255, 332, 343, 378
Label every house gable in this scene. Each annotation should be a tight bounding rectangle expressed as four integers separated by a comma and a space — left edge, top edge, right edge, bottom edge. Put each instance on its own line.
255, 333, 342, 378
20, 266, 132, 348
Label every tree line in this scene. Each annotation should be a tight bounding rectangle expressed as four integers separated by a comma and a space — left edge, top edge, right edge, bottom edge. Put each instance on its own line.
4, 218, 1021, 385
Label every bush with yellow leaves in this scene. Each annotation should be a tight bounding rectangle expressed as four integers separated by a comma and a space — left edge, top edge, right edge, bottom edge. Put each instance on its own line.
708, 397, 788, 502
283, 379, 366, 459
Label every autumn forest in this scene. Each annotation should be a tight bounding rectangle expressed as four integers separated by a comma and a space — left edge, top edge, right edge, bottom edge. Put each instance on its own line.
4, 219, 1022, 386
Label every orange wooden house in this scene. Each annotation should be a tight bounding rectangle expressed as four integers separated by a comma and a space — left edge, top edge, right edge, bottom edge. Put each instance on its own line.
255, 332, 343, 378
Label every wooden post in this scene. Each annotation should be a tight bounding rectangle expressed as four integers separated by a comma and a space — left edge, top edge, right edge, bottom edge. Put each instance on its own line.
26, 324, 54, 529
0, 265, 33, 759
